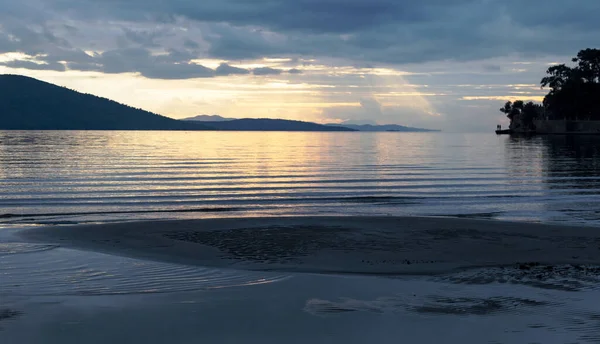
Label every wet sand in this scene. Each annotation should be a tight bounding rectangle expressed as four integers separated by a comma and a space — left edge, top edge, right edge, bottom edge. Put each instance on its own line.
5, 217, 600, 343
20, 216, 600, 275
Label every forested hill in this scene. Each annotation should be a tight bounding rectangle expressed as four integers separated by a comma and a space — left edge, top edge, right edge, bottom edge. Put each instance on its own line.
0, 75, 212, 130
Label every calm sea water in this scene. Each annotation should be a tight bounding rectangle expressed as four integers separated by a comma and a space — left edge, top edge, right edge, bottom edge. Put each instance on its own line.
1, 131, 599, 226
3, 131, 600, 344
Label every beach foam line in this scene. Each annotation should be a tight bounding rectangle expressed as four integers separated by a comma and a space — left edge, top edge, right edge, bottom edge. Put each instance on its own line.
18, 216, 600, 276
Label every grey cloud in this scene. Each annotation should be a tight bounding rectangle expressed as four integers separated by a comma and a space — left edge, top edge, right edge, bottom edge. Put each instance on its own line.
2, 0, 600, 79
1, 59, 66, 71
98, 47, 150, 74
482, 65, 502, 72
63, 24, 78, 35
49, 48, 96, 64
204, 24, 282, 60
0, 15, 78, 60
3, 46, 216, 79
252, 67, 283, 75
93, 48, 215, 78
0, 33, 18, 54
288, 68, 303, 74
215, 63, 250, 76
66, 61, 103, 71
45, 0, 450, 33
183, 39, 200, 49
4, 25, 69, 55
140, 62, 215, 79
122, 28, 162, 48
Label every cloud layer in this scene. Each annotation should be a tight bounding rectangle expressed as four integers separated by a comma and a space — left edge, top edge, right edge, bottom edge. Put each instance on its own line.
1, 0, 599, 77
0, 0, 597, 130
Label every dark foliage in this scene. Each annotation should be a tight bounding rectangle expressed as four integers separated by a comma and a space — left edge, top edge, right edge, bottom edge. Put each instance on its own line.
500, 48, 600, 129
0, 75, 213, 130
499, 100, 543, 130
541, 48, 600, 120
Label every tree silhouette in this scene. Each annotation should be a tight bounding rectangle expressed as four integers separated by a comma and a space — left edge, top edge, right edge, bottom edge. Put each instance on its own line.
502, 48, 600, 129
540, 48, 600, 121
500, 100, 543, 130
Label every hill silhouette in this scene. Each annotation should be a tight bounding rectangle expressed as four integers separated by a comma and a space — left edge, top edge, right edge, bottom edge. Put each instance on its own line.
185, 115, 437, 132
326, 123, 439, 132
0, 75, 212, 130
197, 118, 355, 131
182, 114, 233, 122
186, 117, 438, 132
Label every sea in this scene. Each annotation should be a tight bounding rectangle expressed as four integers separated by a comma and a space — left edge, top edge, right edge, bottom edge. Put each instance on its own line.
1, 130, 599, 226
2, 130, 600, 344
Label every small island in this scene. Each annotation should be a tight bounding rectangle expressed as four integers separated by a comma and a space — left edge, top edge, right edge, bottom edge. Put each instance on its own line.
497, 48, 600, 135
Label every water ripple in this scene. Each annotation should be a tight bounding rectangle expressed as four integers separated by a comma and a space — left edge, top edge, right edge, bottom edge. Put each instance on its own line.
1, 131, 600, 226
1, 245, 290, 296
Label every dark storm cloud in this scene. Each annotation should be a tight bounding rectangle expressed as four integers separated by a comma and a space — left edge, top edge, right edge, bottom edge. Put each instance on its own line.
203, 23, 283, 60
2, 0, 600, 78
57, 0, 597, 36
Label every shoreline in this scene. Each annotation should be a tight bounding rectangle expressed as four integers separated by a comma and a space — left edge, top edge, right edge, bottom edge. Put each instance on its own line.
18, 216, 600, 276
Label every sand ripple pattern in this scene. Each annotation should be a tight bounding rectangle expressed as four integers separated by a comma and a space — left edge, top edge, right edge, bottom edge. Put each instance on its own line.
304, 295, 552, 316
434, 264, 600, 292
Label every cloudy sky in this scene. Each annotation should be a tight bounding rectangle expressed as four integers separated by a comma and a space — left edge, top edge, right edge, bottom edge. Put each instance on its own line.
1, 0, 598, 131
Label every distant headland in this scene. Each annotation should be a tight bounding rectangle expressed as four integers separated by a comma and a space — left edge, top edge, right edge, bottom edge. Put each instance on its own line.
183, 115, 439, 132
0, 75, 438, 132
497, 48, 600, 135
0, 75, 212, 131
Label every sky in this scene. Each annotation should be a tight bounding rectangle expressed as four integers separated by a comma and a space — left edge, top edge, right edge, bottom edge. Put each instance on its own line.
0, 0, 599, 132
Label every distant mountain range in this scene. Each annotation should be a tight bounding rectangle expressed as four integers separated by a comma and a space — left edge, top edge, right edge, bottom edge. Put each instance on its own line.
183, 115, 439, 132
0, 75, 439, 132
181, 114, 233, 122
194, 118, 354, 131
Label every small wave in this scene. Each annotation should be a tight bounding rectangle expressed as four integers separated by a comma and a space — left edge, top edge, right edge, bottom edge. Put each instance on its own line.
0, 243, 59, 255
333, 196, 420, 204
430, 212, 504, 220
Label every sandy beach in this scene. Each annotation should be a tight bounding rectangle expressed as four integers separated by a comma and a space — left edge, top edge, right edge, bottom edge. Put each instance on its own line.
20, 216, 600, 275
2, 216, 600, 343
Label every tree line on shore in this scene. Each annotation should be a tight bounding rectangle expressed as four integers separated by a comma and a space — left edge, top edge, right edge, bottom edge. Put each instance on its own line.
500, 48, 600, 130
